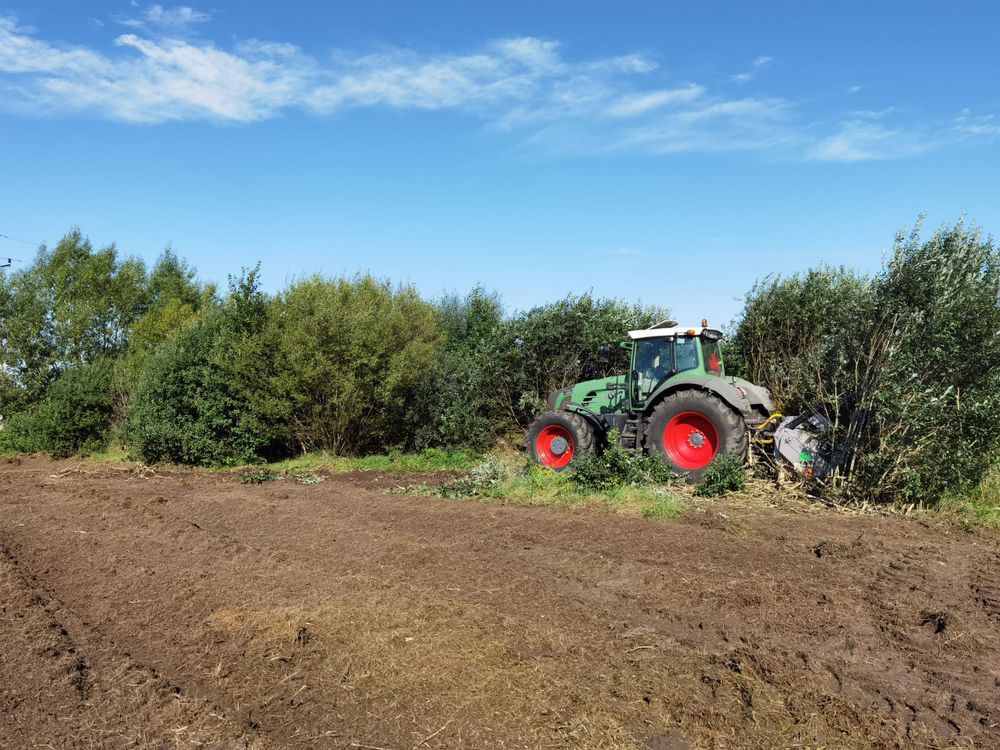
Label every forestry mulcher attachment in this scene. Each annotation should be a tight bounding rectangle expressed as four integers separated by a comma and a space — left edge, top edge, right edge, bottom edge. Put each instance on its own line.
526, 320, 836, 482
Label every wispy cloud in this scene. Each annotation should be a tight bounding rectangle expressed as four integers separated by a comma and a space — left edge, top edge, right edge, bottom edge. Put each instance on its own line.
808, 121, 929, 162
606, 85, 704, 118
115, 4, 212, 32
731, 55, 773, 84
0, 15, 994, 162
953, 110, 1000, 138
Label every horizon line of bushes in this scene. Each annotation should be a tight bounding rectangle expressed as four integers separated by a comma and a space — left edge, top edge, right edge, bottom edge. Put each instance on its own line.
2, 218, 999, 507
0, 228, 666, 466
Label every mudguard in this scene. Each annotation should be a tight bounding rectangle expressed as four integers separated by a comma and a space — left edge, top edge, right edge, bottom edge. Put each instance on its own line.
645, 375, 774, 425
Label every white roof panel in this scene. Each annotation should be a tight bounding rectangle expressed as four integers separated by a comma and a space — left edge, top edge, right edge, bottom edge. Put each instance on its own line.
627, 326, 705, 340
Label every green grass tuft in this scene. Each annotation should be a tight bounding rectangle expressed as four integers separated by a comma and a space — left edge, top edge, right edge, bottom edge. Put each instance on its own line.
641, 492, 686, 519
267, 447, 482, 475
400, 454, 687, 520
940, 466, 1000, 529
238, 468, 279, 484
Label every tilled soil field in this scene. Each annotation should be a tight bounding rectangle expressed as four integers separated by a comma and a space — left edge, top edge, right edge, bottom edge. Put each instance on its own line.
1, 457, 998, 749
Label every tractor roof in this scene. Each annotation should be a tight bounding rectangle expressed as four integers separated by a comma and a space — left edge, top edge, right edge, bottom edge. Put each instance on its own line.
627, 326, 706, 340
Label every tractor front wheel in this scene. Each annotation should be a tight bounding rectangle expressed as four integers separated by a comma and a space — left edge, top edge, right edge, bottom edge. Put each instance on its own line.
646, 390, 747, 483
527, 411, 595, 471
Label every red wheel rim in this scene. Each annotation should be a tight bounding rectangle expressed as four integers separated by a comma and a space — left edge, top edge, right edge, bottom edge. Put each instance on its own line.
663, 411, 719, 470
535, 425, 575, 469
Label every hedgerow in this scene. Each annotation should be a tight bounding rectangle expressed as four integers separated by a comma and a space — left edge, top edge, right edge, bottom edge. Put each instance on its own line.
729, 219, 1000, 503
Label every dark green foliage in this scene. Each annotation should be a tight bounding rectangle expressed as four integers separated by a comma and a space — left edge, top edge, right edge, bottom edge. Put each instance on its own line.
408, 287, 506, 449
731, 219, 1000, 503
123, 309, 258, 465
693, 454, 747, 497
572, 437, 679, 491
409, 291, 668, 449
0, 232, 211, 447
492, 295, 669, 427
726, 266, 873, 413
853, 222, 1000, 501
410, 347, 502, 450
0, 359, 117, 457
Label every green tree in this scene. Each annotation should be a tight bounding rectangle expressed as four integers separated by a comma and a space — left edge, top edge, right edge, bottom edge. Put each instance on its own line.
268, 275, 441, 454
0, 229, 148, 401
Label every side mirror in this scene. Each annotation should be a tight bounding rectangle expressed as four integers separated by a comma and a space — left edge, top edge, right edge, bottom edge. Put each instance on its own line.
597, 344, 611, 363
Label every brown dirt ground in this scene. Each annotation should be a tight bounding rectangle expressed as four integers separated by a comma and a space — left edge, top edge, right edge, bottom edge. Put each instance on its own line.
1, 456, 998, 750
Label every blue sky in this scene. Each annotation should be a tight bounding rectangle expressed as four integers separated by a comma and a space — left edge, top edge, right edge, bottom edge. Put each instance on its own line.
1, 1, 998, 324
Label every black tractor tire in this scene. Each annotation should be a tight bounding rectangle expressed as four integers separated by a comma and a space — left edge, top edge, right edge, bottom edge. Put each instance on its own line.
645, 390, 748, 483
526, 410, 595, 472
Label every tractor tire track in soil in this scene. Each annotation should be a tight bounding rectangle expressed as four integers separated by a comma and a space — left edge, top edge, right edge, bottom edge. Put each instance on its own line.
1, 456, 999, 749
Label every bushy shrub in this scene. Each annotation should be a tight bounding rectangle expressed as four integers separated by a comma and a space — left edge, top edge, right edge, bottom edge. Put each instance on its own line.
0, 359, 117, 457
267, 275, 441, 455
850, 222, 1000, 501
123, 306, 270, 465
730, 220, 1000, 503
572, 437, 679, 491
409, 288, 507, 449
727, 266, 873, 413
693, 454, 747, 497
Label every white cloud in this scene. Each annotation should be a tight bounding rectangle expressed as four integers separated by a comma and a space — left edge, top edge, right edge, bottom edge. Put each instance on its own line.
0, 16, 994, 162
606, 85, 704, 117
732, 55, 773, 84
953, 110, 1000, 138
808, 121, 928, 162
116, 4, 212, 31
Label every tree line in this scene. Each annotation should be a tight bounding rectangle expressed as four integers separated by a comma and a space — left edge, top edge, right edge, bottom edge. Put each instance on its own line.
0, 229, 664, 464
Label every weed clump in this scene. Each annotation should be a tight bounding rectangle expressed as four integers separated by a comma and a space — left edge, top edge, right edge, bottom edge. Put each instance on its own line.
694, 454, 747, 497
238, 468, 278, 484
572, 437, 679, 491
439, 457, 514, 499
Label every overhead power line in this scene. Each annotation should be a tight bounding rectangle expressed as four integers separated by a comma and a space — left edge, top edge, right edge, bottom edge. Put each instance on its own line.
0, 232, 39, 247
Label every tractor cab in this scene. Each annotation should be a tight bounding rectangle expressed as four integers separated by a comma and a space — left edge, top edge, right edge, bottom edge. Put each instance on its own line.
626, 321, 724, 409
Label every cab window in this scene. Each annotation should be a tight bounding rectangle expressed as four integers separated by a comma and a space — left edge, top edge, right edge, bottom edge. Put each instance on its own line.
701, 339, 723, 376
633, 338, 672, 403
675, 336, 699, 374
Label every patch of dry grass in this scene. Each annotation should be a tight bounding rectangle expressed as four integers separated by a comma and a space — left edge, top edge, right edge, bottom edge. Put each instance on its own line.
207, 575, 906, 750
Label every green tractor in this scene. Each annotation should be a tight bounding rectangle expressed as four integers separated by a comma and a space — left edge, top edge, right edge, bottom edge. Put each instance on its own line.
527, 320, 777, 481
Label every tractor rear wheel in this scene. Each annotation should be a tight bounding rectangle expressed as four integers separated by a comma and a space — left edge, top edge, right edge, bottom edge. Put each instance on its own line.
646, 390, 747, 483
527, 411, 595, 471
